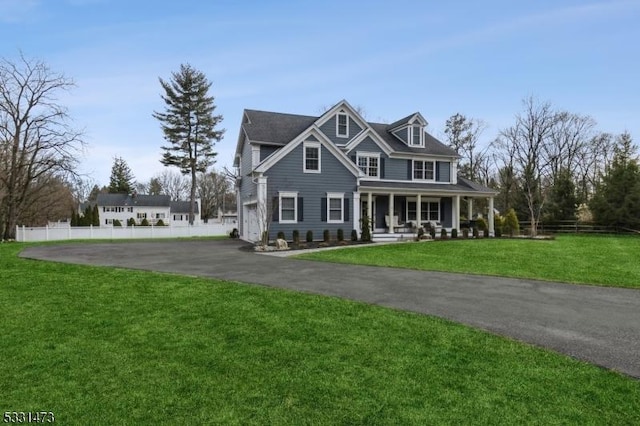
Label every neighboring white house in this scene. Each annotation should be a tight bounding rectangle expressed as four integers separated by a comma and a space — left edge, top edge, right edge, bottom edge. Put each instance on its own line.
90, 193, 201, 226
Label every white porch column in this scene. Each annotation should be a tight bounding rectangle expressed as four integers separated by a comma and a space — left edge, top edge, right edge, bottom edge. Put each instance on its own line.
488, 197, 495, 237
257, 176, 268, 239
353, 192, 361, 233
468, 198, 473, 221
453, 195, 460, 231
416, 194, 422, 229
367, 192, 373, 232
388, 193, 394, 233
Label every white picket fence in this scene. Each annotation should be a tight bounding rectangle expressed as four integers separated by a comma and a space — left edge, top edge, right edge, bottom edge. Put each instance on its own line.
16, 223, 236, 242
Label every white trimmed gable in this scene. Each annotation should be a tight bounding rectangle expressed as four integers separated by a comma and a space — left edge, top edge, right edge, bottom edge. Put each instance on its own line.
254, 126, 362, 177
314, 100, 369, 144
390, 112, 428, 148
344, 128, 392, 156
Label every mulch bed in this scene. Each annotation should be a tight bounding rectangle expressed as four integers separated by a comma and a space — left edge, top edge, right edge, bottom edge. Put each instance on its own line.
238, 239, 374, 252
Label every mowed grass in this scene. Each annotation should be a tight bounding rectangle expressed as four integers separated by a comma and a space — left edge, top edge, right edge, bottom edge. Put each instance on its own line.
298, 234, 640, 288
2, 243, 640, 424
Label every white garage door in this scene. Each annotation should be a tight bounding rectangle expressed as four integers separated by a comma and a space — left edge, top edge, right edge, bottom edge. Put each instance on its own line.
244, 205, 259, 242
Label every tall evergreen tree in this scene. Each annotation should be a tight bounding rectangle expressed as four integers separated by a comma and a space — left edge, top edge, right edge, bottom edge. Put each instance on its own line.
153, 64, 224, 224
108, 157, 135, 194
545, 168, 577, 222
589, 132, 640, 230
148, 177, 163, 195
92, 204, 100, 226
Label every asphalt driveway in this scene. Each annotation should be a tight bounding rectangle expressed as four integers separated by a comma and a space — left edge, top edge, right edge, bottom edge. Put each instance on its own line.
21, 239, 640, 378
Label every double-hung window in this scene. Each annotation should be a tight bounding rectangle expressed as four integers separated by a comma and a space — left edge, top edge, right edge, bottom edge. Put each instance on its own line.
303, 142, 321, 173
336, 113, 348, 138
424, 201, 440, 221
327, 192, 344, 223
406, 198, 440, 223
413, 160, 435, 181
279, 191, 298, 224
357, 153, 379, 178
409, 124, 424, 147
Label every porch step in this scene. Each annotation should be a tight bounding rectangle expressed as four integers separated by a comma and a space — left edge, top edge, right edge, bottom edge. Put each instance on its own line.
372, 233, 416, 243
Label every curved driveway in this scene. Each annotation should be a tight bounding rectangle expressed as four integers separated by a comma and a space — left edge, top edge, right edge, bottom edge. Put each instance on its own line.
21, 239, 640, 378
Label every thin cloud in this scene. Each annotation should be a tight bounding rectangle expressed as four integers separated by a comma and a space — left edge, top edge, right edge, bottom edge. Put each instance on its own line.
0, 0, 39, 23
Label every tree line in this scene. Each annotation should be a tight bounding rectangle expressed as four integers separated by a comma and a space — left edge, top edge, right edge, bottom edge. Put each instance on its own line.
86, 156, 236, 222
444, 96, 638, 236
2, 52, 637, 239
1, 55, 229, 239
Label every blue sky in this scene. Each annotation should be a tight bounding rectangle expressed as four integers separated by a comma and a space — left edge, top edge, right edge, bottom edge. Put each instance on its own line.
1, 0, 639, 186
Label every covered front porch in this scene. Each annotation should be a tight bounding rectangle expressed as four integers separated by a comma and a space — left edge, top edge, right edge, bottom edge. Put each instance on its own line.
354, 186, 496, 241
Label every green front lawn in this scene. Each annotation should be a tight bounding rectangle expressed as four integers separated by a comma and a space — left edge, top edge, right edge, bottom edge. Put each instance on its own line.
2, 242, 639, 424
297, 234, 640, 288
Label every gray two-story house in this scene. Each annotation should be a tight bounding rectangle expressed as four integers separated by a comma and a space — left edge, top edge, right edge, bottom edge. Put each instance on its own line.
234, 100, 497, 242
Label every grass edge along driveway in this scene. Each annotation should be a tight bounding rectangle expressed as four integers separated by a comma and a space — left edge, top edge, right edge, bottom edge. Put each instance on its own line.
2, 242, 640, 424
297, 234, 640, 289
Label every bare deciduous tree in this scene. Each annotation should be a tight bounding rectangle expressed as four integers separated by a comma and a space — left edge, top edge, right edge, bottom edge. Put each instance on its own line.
576, 132, 615, 202
444, 113, 487, 181
494, 97, 558, 236
0, 53, 84, 239
546, 111, 596, 185
154, 169, 189, 201
197, 169, 232, 221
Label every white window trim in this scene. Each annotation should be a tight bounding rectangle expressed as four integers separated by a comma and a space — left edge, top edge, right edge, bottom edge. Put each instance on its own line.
413, 160, 435, 181
279, 191, 298, 224
327, 192, 344, 224
251, 145, 260, 168
303, 141, 321, 174
406, 197, 440, 223
408, 124, 424, 147
336, 112, 349, 138
356, 151, 380, 179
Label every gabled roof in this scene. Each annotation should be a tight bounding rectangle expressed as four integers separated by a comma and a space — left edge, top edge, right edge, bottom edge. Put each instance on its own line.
243, 109, 317, 145
170, 201, 198, 213
236, 103, 460, 166
388, 112, 427, 130
254, 126, 362, 177
369, 122, 458, 157
96, 193, 171, 207
313, 99, 370, 138
456, 176, 498, 194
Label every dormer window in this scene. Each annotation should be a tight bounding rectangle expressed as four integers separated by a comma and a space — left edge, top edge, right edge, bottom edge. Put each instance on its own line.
409, 124, 424, 147
336, 113, 349, 138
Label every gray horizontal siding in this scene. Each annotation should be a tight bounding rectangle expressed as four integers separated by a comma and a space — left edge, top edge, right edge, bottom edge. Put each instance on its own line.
392, 127, 408, 144
349, 136, 385, 155
383, 157, 411, 180
318, 114, 362, 145
265, 142, 357, 240
239, 141, 257, 203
